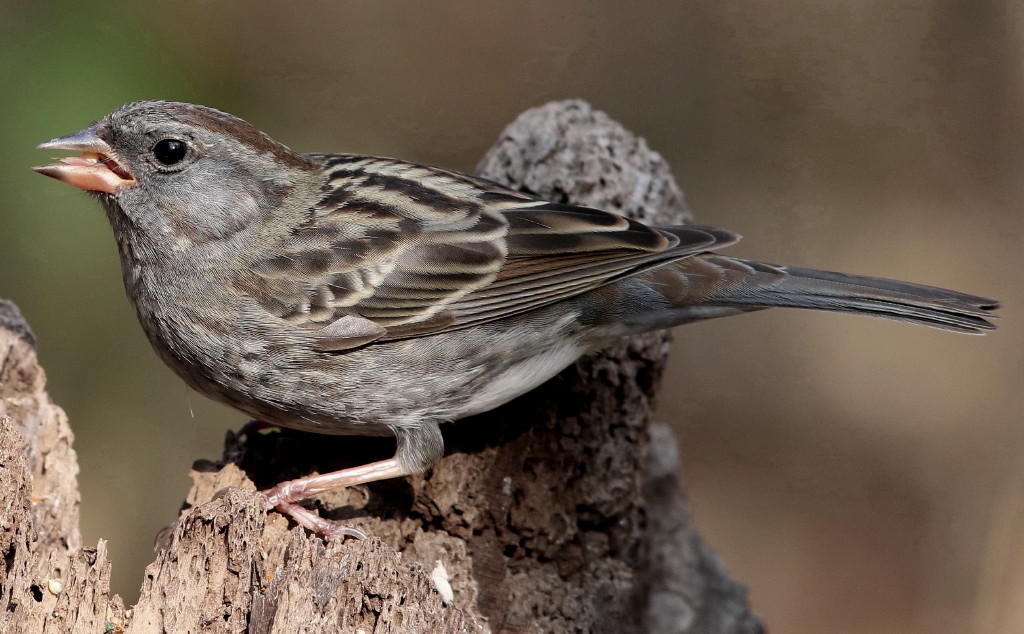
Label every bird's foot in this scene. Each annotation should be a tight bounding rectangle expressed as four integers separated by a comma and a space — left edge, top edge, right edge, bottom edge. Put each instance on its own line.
261, 457, 409, 540
268, 499, 367, 540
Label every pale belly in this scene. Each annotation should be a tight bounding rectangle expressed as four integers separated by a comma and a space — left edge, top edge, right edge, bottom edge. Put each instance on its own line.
446, 339, 586, 419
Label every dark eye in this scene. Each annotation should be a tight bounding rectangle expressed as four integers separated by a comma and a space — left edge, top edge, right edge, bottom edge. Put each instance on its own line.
153, 139, 187, 166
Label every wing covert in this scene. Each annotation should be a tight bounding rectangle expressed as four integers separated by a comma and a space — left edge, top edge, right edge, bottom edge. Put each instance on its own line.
235, 154, 739, 345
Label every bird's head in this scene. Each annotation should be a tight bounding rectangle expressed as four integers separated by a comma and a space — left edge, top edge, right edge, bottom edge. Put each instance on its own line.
35, 100, 317, 245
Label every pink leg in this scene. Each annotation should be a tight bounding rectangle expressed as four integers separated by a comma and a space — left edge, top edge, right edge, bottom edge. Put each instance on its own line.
261, 457, 411, 540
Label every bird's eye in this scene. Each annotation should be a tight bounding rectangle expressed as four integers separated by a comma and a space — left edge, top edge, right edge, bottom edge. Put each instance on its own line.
153, 139, 188, 166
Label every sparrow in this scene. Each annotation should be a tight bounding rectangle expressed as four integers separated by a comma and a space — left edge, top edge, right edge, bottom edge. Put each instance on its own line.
34, 101, 998, 538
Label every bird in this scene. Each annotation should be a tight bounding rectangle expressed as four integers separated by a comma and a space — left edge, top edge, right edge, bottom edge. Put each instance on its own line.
34, 100, 998, 539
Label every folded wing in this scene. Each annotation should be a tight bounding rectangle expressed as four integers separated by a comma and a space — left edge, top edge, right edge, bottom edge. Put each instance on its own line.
235, 154, 733, 347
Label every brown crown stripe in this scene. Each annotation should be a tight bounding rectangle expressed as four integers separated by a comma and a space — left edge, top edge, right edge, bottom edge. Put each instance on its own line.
117, 101, 315, 170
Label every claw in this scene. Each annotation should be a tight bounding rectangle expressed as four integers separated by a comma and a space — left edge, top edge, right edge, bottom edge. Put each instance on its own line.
271, 500, 367, 540
260, 456, 410, 539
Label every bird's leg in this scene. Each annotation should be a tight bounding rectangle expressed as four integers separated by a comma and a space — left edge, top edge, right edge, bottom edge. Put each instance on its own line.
261, 423, 444, 540
262, 458, 412, 539
263, 457, 409, 506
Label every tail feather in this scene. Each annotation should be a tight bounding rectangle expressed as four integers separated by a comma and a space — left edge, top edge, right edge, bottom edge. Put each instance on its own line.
714, 259, 999, 334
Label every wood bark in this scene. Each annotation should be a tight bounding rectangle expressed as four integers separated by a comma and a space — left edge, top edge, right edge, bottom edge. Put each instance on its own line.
0, 101, 762, 633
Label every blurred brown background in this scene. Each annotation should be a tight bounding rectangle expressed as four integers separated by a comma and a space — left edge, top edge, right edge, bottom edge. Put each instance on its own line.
1, 2, 1021, 632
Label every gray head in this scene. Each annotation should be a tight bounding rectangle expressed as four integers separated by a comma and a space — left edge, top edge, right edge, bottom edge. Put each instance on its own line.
35, 100, 317, 247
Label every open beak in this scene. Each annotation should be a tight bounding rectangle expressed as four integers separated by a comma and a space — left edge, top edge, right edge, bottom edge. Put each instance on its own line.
33, 125, 135, 194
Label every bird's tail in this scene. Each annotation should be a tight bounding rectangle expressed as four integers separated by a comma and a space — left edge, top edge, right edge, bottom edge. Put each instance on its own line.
629, 255, 999, 334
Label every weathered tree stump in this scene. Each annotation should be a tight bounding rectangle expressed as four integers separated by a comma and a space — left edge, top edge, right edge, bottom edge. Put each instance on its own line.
0, 102, 761, 633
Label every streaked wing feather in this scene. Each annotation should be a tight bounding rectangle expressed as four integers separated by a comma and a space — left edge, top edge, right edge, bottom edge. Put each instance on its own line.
236, 154, 739, 344
441, 223, 736, 330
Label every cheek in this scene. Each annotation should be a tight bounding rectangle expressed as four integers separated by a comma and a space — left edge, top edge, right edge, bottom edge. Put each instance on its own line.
181, 181, 260, 241
166, 163, 264, 243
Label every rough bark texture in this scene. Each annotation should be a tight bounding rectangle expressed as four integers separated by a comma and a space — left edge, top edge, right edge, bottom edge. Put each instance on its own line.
0, 299, 125, 633
0, 101, 762, 633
